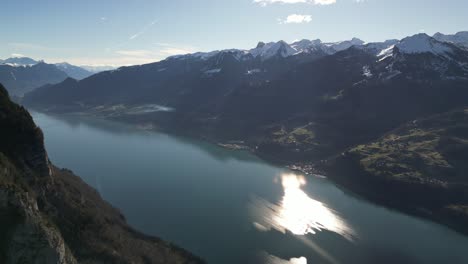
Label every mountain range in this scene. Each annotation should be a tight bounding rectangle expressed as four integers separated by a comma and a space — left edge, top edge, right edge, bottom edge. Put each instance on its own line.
0, 57, 116, 96
22, 31, 468, 235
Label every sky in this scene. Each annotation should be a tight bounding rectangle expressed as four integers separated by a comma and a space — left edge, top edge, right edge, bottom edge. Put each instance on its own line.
1, 0, 467, 66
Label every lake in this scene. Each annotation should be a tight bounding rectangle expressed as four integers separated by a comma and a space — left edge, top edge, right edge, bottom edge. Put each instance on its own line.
31, 111, 468, 264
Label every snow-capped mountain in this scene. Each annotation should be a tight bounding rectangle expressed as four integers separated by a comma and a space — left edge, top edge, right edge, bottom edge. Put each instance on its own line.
324, 38, 365, 53
358, 39, 399, 55
0, 61, 68, 96
395, 33, 453, 56
0, 56, 109, 78
55, 62, 93, 80
363, 33, 468, 82
0, 57, 99, 96
250, 41, 297, 60
1, 56, 39, 67
169, 37, 366, 62
165, 32, 468, 66
433, 31, 468, 49
21, 31, 468, 111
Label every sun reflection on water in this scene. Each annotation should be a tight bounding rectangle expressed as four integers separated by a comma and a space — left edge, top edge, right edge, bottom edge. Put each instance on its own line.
250, 173, 355, 240
259, 252, 308, 264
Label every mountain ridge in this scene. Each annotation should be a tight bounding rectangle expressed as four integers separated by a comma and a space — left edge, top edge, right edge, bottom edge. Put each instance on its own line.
0, 57, 113, 96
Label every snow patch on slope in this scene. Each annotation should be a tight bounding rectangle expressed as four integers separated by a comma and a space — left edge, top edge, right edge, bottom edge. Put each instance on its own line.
362, 66, 373, 78
377, 45, 396, 61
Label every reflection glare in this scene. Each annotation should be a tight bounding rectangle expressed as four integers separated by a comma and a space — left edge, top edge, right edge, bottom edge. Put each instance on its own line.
250, 173, 355, 240
259, 252, 307, 264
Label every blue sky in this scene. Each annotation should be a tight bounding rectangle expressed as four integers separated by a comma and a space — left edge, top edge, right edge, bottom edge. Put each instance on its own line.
1, 0, 467, 66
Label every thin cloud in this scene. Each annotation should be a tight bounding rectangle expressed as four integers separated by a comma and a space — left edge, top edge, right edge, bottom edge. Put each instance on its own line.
159, 47, 195, 56
116, 50, 155, 57
111, 44, 197, 66
129, 20, 158, 40
279, 14, 312, 24
106, 19, 158, 53
8, 42, 51, 51
254, 0, 336, 6
7, 43, 70, 54
155, 43, 198, 55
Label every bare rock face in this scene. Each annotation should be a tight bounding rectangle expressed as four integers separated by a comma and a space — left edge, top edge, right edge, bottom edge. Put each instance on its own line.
0, 187, 77, 264
19, 131, 52, 179
0, 82, 204, 263
0, 83, 51, 178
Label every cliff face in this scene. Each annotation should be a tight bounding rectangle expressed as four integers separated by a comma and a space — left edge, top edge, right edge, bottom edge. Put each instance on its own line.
0, 83, 203, 263
0, 85, 50, 177
0, 152, 76, 264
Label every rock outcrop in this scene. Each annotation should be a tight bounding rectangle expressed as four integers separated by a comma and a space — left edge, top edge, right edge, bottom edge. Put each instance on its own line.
0, 83, 204, 263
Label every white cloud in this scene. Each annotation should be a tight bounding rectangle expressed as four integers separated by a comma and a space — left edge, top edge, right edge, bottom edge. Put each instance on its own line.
254, 0, 336, 6
279, 14, 312, 24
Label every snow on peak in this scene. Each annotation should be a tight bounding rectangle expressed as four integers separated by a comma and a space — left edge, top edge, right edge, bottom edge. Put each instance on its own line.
325, 38, 365, 53
249, 40, 296, 60
169, 37, 369, 62
361, 39, 398, 55
270, 40, 297, 57
433, 31, 468, 49
251, 37, 365, 59
170, 49, 248, 62
290, 39, 322, 52
396, 33, 453, 55
2, 57, 39, 67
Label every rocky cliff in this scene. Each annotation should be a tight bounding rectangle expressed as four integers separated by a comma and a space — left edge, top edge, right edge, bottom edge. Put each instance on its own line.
0, 83, 203, 263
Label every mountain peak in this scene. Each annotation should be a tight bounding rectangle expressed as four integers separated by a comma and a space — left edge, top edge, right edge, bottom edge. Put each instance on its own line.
351, 37, 365, 44
249, 40, 296, 60
256, 42, 266, 49
433, 31, 468, 48
396, 33, 452, 55
2, 56, 39, 66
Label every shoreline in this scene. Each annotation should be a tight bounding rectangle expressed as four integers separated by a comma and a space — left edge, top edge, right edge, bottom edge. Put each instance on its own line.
28, 108, 468, 237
